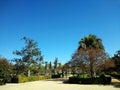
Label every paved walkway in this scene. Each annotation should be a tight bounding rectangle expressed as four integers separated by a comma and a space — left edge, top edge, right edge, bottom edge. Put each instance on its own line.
0, 79, 120, 90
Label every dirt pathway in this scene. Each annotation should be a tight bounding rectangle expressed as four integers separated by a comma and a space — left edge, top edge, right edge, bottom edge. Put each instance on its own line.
0, 79, 120, 90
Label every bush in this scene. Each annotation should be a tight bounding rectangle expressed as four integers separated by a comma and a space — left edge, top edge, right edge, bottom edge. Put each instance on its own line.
11, 77, 19, 83
100, 74, 111, 84
28, 76, 35, 81
69, 76, 79, 83
38, 75, 45, 80
11, 75, 28, 83
19, 76, 28, 83
11, 75, 51, 83
52, 74, 61, 78
69, 75, 111, 84
45, 75, 51, 79
109, 74, 120, 79
0, 78, 6, 85
77, 74, 89, 78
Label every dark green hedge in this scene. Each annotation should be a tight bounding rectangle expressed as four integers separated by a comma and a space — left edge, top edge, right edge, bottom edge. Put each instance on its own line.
69, 75, 111, 84
52, 74, 61, 78
108, 74, 120, 79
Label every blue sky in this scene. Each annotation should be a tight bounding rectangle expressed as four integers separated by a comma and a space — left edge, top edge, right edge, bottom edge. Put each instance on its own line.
0, 0, 120, 64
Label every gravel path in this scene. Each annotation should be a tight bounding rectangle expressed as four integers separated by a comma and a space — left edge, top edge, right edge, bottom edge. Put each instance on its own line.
0, 79, 119, 90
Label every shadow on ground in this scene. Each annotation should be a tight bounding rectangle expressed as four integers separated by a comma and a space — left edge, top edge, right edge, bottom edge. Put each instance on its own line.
111, 82, 120, 88
44, 78, 120, 88
44, 78, 68, 82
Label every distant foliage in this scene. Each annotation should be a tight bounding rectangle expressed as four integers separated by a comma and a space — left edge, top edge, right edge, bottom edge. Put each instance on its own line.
0, 57, 13, 83
11, 75, 51, 83
112, 50, 120, 72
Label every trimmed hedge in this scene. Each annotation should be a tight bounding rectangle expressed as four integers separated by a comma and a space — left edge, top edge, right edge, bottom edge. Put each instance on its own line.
69, 75, 111, 84
108, 74, 120, 79
52, 74, 61, 78
11, 75, 51, 83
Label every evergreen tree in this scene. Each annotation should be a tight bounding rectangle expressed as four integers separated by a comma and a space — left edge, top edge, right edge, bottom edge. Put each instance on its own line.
13, 37, 43, 76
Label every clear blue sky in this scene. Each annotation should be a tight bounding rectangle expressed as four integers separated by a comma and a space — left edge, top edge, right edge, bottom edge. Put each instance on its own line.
0, 0, 120, 64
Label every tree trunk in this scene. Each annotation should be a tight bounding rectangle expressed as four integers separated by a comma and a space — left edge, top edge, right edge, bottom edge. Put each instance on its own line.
28, 70, 30, 77
90, 62, 94, 78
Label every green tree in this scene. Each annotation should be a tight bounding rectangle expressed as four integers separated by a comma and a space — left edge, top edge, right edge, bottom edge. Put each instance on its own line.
78, 34, 106, 77
49, 61, 52, 75
54, 57, 58, 75
70, 34, 106, 77
112, 50, 120, 73
62, 63, 69, 78
0, 57, 13, 82
45, 61, 49, 75
13, 37, 43, 77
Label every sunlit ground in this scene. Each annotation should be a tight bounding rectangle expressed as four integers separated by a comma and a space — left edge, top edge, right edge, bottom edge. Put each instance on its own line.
0, 78, 120, 90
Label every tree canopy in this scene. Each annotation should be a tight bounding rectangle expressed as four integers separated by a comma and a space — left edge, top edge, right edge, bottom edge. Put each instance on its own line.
112, 50, 120, 73
69, 34, 106, 77
13, 37, 43, 76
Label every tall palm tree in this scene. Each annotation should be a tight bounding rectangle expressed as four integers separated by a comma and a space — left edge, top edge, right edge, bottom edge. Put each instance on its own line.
78, 34, 104, 50
78, 34, 105, 77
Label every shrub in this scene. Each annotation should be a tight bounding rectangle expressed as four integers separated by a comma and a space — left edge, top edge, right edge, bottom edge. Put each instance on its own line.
77, 74, 89, 78
69, 76, 79, 83
99, 74, 111, 84
11, 75, 51, 83
11, 77, 19, 83
28, 76, 35, 81
19, 76, 28, 83
38, 75, 45, 80
45, 75, 51, 79
11, 75, 28, 83
69, 75, 111, 84
0, 78, 6, 85
52, 74, 61, 78
109, 74, 120, 79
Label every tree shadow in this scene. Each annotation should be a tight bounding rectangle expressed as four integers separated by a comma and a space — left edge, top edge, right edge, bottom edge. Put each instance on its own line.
45, 78, 120, 88
111, 82, 120, 88
44, 78, 68, 82
63, 79, 120, 88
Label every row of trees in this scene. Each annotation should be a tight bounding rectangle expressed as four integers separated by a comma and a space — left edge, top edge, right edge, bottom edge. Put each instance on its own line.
0, 56, 65, 82
0, 34, 120, 82
0, 37, 66, 82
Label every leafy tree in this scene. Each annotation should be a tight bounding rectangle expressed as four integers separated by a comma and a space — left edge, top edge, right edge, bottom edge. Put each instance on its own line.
13, 37, 43, 76
104, 59, 115, 71
45, 61, 49, 75
78, 34, 106, 77
49, 61, 52, 75
70, 52, 87, 76
112, 50, 120, 73
54, 57, 58, 75
0, 57, 13, 82
62, 63, 69, 78
70, 34, 106, 77
58, 63, 62, 73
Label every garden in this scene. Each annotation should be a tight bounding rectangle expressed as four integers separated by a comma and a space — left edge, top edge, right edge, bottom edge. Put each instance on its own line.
0, 35, 120, 86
